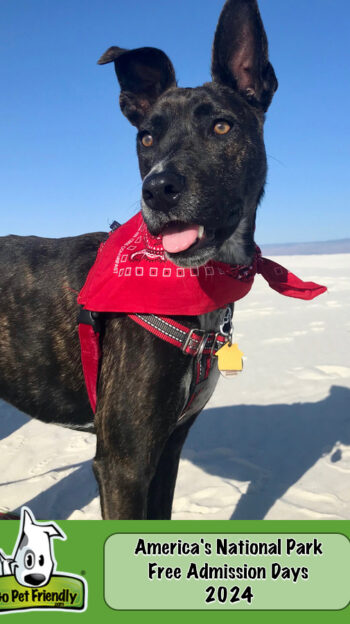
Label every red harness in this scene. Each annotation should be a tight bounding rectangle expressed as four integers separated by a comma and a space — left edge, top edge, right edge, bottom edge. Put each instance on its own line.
77, 212, 327, 413
78, 309, 231, 417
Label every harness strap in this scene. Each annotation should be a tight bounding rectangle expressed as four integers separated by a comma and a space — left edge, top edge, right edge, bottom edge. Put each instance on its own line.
128, 313, 227, 356
78, 309, 231, 415
78, 323, 101, 413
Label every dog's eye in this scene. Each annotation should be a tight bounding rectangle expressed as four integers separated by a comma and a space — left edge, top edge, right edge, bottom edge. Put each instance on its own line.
24, 550, 35, 569
39, 555, 44, 566
213, 121, 231, 135
141, 133, 153, 148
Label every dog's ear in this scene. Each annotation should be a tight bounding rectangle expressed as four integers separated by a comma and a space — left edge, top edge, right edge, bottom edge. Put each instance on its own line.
98, 46, 176, 127
211, 0, 277, 112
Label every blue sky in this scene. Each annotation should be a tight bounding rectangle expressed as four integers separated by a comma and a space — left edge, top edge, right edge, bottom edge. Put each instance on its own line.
1, 0, 349, 244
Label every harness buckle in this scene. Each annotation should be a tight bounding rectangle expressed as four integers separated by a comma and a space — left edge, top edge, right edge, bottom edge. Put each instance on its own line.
183, 328, 229, 358
77, 307, 101, 333
182, 328, 207, 357
182, 328, 195, 354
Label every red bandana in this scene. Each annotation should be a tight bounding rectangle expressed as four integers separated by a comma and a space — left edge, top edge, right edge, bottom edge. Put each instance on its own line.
78, 212, 327, 314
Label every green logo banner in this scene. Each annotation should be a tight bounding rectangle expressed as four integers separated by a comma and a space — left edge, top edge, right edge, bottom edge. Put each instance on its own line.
0, 574, 85, 613
2, 518, 350, 622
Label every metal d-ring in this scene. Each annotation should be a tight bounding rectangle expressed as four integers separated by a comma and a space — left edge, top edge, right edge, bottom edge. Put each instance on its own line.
196, 333, 209, 359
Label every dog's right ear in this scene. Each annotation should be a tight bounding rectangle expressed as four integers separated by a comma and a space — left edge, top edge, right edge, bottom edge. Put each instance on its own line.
98, 47, 176, 127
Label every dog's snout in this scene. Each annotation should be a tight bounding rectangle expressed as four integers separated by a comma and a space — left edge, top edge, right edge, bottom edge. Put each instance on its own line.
24, 573, 46, 586
142, 172, 185, 211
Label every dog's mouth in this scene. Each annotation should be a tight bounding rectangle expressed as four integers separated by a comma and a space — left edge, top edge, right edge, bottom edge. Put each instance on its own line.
161, 222, 210, 254
143, 203, 245, 266
159, 217, 240, 266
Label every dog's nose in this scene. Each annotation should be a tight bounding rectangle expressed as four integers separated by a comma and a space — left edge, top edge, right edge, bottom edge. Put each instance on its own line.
24, 573, 46, 586
142, 172, 185, 210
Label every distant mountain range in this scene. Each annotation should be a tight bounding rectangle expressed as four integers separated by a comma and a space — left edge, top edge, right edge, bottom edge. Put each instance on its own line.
260, 238, 350, 256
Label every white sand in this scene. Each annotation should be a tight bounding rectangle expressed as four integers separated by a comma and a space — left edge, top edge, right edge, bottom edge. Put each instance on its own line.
1, 254, 349, 520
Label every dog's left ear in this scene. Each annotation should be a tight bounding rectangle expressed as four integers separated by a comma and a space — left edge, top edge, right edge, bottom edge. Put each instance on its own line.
211, 0, 278, 112
98, 46, 176, 127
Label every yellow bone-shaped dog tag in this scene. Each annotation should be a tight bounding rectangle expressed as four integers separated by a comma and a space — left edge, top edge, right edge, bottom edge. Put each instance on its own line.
215, 342, 244, 377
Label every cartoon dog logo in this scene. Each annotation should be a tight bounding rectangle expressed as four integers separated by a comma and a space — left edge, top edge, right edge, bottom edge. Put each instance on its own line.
0, 507, 65, 587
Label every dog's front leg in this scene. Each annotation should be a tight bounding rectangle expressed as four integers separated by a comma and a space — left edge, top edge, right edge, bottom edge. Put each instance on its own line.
92, 317, 192, 519
147, 414, 198, 519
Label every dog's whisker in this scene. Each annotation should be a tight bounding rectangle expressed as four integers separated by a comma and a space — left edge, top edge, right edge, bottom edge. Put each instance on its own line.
267, 153, 287, 167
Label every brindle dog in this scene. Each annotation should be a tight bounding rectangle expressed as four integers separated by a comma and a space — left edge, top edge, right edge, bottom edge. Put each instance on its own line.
0, 0, 277, 519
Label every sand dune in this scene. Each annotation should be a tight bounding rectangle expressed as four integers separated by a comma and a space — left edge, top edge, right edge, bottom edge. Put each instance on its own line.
1, 254, 349, 520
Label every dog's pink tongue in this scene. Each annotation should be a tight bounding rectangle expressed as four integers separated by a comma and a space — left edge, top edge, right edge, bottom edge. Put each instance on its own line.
162, 224, 199, 253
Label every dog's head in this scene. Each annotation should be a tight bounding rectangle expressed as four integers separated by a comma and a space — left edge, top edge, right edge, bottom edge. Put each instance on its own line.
99, 0, 277, 267
11, 508, 65, 587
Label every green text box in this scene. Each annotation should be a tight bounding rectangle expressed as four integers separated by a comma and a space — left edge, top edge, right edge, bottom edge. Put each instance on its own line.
105, 533, 350, 610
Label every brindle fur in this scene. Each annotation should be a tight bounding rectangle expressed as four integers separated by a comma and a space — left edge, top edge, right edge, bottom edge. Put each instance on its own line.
0, 0, 277, 519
